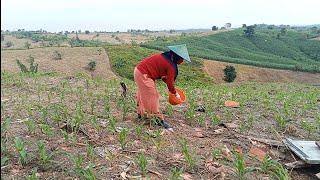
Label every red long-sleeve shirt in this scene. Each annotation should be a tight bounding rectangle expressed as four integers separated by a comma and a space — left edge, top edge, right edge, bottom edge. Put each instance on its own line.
136, 53, 177, 94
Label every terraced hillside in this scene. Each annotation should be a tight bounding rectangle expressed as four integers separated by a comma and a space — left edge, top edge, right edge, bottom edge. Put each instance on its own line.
143, 28, 320, 72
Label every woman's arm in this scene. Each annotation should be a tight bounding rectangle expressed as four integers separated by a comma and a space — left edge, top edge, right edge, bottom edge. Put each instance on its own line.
165, 69, 176, 94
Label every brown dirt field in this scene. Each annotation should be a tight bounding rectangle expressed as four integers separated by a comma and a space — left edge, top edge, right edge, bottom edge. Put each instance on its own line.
195, 29, 230, 37
68, 33, 151, 44
1, 47, 116, 79
203, 60, 320, 84
1, 35, 42, 49
67, 32, 184, 44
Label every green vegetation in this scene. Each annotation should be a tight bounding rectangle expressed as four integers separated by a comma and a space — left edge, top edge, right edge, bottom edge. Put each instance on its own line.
223, 65, 237, 82
135, 153, 148, 176
142, 28, 320, 72
16, 55, 38, 73
180, 139, 196, 170
52, 50, 62, 60
14, 137, 28, 166
87, 61, 96, 71
105, 45, 209, 83
1, 26, 319, 179
1, 67, 319, 179
233, 152, 254, 179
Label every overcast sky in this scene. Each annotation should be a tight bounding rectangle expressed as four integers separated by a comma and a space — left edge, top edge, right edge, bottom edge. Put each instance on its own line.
1, 0, 319, 32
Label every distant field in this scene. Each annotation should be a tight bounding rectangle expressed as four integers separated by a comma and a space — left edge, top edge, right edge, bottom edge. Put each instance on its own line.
1, 35, 41, 49
1, 35, 69, 49
1, 47, 116, 79
68, 32, 183, 44
143, 29, 320, 72
105, 45, 320, 84
203, 60, 320, 84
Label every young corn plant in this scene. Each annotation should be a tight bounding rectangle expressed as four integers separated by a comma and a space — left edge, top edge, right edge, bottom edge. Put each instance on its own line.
151, 129, 163, 151
271, 161, 290, 180
135, 125, 144, 139
86, 143, 96, 162
39, 106, 48, 123
135, 153, 148, 176
81, 164, 97, 180
72, 103, 85, 132
26, 168, 38, 180
275, 113, 287, 131
233, 151, 254, 180
14, 137, 28, 166
179, 139, 196, 170
211, 148, 222, 160
90, 115, 100, 131
103, 96, 111, 118
118, 128, 129, 150
169, 167, 183, 180
301, 120, 316, 137
60, 129, 69, 142
72, 154, 84, 176
37, 141, 53, 167
108, 116, 117, 134
1, 117, 11, 137
259, 156, 278, 174
39, 124, 54, 137
1, 156, 9, 167
117, 96, 133, 121
24, 119, 37, 135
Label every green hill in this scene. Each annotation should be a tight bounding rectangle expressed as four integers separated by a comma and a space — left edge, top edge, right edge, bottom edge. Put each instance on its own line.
142, 28, 320, 72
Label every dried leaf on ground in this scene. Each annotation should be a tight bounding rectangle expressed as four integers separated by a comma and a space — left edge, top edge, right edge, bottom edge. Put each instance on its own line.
249, 147, 266, 161
222, 145, 232, 161
181, 173, 193, 180
224, 101, 240, 108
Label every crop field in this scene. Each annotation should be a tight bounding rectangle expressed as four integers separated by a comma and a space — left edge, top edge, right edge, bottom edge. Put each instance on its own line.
1, 47, 116, 79
1, 43, 319, 179
1, 25, 320, 179
143, 29, 320, 72
1, 35, 43, 49
203, 60, 320, 84
1, 69, 320, 179
68, 32, 184, 45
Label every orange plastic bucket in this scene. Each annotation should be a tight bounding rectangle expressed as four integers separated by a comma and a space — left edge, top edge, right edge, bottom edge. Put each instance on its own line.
168, 88, 186, 105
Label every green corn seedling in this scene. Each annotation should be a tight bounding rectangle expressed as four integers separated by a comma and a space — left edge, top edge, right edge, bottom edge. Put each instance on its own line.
151, 129, 162, 151
169, 167, 183, 180
108, 116, 117, 134
60, 129, 69, 142
39, 124, 54, 137
301, 120, 316, 137
26, 168, 38, 180
14, 137, 28, 166
118, 128, 129, 150
24, 119, 37, 135
212, 148, 222, 160
37, 141, 52, 166
135, 125, 144, 139
72, 154, 84, 176
86, 143, 95, 162
135, 153, 148, 176
233, 151, 254, 180
179, 139, 195, 169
